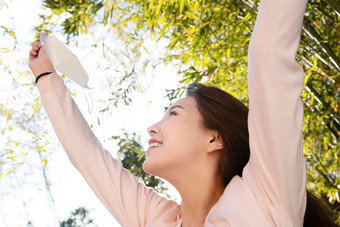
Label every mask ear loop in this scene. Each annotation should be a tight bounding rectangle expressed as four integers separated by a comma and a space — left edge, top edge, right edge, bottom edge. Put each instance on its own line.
83, 87, 93, 114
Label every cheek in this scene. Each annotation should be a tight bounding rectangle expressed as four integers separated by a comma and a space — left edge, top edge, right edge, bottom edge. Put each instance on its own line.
166, 119, 206, 151
143, 121, 206, 176
162, 122, 200, 159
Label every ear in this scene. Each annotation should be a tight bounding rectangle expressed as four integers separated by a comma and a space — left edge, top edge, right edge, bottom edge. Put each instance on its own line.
207, 132, 223, 154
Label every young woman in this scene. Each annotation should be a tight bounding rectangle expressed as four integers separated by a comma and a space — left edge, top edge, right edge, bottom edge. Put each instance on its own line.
29, 0, 334, 226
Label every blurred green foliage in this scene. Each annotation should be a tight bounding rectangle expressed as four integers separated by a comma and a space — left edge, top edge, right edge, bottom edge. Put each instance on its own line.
60, 207, 97, 227
111, 130, 168, 194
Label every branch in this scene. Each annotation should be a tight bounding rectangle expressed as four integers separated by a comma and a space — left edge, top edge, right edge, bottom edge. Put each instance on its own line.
324, 0, 340, 16
305, 81, 340, 140
326, 121, 339, 141
300, 39, 338, 74
306, 156, 337, 190
314, 155, 336, 187
303, 21, 340, 73
298, 52, 335, 82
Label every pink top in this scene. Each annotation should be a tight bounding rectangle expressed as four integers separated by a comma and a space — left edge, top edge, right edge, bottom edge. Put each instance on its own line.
37, 0, 307, 226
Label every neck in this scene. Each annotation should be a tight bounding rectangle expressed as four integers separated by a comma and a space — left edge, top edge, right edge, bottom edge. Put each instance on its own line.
173, 172, 225, 227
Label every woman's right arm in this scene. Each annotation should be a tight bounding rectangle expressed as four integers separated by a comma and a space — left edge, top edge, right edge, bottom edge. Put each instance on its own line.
29, 44, 177, 226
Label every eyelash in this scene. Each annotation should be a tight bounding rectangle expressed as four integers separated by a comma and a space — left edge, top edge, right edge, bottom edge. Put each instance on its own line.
169, 111, 177, 116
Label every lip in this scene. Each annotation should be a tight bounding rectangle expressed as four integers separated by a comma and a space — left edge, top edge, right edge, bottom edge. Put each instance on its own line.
147, 138, 163, 153
148, 138, 163, 145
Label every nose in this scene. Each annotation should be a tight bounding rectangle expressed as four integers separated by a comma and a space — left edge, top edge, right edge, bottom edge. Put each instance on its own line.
147, 121, 161, 136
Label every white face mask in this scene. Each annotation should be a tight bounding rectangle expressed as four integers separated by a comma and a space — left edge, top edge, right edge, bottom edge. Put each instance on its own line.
40, 32, 90, 88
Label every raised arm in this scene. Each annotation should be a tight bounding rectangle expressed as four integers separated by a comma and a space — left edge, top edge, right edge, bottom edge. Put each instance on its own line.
243, 0, 308, 225
29, 46, 177, 226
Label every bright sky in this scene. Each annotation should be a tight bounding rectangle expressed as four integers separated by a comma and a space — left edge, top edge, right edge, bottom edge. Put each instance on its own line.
0, 0, 181, 226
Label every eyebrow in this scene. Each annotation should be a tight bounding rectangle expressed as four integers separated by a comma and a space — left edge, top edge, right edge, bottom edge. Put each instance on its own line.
168, 105, 185, 112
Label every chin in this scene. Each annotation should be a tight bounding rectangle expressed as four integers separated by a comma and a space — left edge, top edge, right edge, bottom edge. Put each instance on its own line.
142, 158, 167, 179
142, 158, 157, 175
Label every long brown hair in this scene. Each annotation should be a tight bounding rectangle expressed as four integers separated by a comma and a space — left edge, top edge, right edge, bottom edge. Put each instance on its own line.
186, 83, 249, 186
186, 83, 338, 226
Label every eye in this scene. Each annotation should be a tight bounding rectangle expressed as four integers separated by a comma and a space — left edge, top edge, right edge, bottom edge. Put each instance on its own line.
169, 110, 177, 116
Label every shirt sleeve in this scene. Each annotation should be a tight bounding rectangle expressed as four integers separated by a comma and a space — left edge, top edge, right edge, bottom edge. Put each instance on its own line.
37, 73, 177, 226
243, 0, 308, 225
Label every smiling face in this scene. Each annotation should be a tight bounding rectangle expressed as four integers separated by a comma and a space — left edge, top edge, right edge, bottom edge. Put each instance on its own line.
143, 96, 220, 182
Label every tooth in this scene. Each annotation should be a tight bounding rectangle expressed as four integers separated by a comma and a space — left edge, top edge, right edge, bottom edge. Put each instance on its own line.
149, 142, 161, 148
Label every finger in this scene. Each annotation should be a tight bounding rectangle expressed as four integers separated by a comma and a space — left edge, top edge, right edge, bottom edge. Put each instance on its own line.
29, 49, 37, 60
30, 49, 37, 55
33, 43, 41, 50
35, 41, 41, 47
33, 44, 40, 51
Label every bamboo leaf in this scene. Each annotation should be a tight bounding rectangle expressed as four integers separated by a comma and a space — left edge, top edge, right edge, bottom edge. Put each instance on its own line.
43, 159, 48, 168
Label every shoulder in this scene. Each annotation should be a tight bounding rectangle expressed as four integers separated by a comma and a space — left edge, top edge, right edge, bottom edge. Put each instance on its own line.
205, 176, 273, 226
